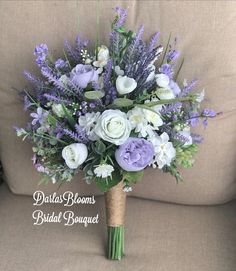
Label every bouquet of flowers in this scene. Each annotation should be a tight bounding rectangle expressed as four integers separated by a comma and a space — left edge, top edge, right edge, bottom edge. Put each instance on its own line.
15, 7, 217, 260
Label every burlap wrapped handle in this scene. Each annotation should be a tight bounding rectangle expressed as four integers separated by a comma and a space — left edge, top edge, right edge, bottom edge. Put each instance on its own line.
105, 181, 126, 227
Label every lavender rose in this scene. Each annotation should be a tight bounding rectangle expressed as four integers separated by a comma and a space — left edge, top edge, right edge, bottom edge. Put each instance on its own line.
70, 64, 98, 89
115, 138, 154, 172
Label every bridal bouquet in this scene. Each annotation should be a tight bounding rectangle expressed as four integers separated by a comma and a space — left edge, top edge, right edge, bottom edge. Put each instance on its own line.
15, 7, 217, 260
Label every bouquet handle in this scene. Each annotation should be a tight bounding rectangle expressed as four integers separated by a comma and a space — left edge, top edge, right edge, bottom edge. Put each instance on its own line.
104, 181, 126, 260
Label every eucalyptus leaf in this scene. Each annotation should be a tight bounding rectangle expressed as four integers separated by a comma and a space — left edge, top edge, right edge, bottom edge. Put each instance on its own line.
117, 27, 126, 33
84, 91, 104, 100
61, 104, 76, 127
47, 114, 57, 128
94, 140, 106, 155
113, 98, 133, 107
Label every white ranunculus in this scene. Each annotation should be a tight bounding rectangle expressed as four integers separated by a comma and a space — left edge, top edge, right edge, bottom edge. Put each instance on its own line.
116, 76, 137, 95
127, 107, 154, 138
94, 109, 131, 145
93, 45, 109, 72
144, 98, 163, 128
155, 73, 170, 88
143, 109, 163, 129
52, 104, 64, 118
149, 132, 176, 169
62, 143, 88, 169
94, 164, 114, 178
156, 87, 175, 100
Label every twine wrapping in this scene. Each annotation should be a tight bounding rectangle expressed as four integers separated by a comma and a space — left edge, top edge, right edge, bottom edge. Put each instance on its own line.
105, 181, 126, 227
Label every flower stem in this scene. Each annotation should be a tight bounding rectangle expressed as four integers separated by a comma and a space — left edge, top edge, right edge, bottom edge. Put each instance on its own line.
107, 225, 124, 260
135, 96, 193, 108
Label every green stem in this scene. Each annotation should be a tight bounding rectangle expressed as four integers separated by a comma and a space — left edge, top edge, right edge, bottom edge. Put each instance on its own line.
160, 32, 172, 66
107, 226, 124, 260
33, 133, 67, 145
135, 96, 193, 108
95, 0, 100, 58
175, 57, 185, 81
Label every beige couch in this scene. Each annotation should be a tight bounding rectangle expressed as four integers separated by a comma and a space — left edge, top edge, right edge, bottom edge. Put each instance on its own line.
0, 1, 236, 270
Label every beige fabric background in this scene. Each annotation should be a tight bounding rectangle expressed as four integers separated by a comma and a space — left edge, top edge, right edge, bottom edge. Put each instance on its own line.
0, 1, 236, 204
0, 183, 236, 271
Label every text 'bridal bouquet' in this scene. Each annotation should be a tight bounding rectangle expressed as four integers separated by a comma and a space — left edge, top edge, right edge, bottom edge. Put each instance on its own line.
15, 7, 217, 260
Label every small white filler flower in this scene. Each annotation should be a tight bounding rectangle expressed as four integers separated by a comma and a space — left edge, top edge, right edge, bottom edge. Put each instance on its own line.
94, 164, 114, 178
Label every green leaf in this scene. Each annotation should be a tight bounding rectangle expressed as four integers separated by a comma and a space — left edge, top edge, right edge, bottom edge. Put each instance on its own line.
84, 91, 104, 100
135, 104, 159, 114
95, 169, 122, 192
47, 114, 57, 128
123, 170, 144, 184
61, 104, 76, 127
163, 162, 183, 183
117, 27, 126, 33
113, 98, 133, 107
94, 140, 106, 155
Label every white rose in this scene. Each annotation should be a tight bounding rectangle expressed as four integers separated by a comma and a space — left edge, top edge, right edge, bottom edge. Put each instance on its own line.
62, 143, 88, 169
52, 104, 64, 118
94, 109, 131, 145
116, 76, 137, 95
156, 87, 175, 100
155, 73, 170, 88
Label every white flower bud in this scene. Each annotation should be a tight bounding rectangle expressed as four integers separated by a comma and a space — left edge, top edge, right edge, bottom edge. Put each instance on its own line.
116, 76, 137, 95
155, 73, 170, 88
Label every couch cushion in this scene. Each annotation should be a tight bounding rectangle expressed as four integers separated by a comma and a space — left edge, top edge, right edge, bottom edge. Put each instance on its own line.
0, 1, 236, 204
0, 183, 235, 271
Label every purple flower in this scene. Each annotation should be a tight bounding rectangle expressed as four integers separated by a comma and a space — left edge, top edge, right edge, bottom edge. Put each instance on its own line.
70, 64, 98, 89
202, 108, 216, 117
35, 163, 49, 174
148, 32, 160, 52
30, 107, 48, 126
55, 58, 68, 69
169, 80, 181, 96
23, 95, 31, 111
34, 44, 48, 67
202, 109, 216, 128
167, 49, 180, 62
180, 79, 198, 97
191, 133, 204, 144
159, 64, 173, 79
34, 44, 48, 56
114, 7, 128, 29
188, 112, 200, 127
115, 138, 154, 172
